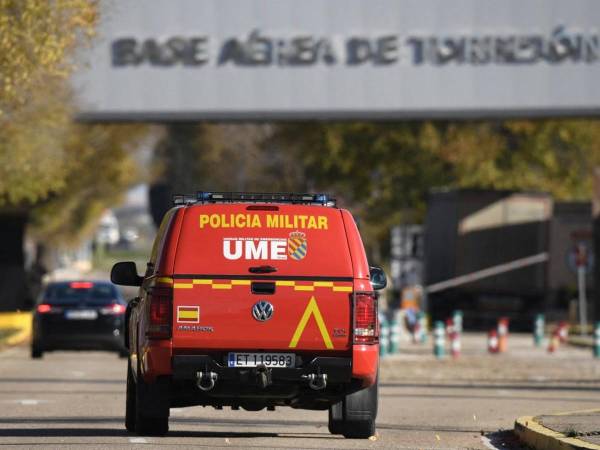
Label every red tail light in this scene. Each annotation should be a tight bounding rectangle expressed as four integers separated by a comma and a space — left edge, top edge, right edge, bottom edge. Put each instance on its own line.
100, 303, 127, 315
70, 281, 93, 289
146, 286, 172, 339
353, 292, 378, 344
37, 304, 52, 314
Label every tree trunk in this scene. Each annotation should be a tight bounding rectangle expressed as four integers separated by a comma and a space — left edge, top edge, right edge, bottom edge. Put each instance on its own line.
0, 213, 29, 311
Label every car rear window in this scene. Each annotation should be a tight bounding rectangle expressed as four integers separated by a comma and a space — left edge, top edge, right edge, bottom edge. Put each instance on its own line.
174, 204, 353, 277
44, 283, 119, 305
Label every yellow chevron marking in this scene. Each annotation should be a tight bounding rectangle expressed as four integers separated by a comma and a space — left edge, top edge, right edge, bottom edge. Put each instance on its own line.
193, 279, 213, 285
275, 280, 295, 287
231, 280, 251, 286
212, 283, 232, 290
174, 283, 193, 289
156, 277, 173, 284
289, 296, 333, 349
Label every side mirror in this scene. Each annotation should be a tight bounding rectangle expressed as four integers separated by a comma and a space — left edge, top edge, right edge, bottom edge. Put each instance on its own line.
111, 261, 143, 287
369, 266, 387, 291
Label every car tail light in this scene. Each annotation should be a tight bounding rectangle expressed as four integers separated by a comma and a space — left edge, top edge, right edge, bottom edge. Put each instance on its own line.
353, 292, 378, 344
100, 303, 127, 315
70, 281, 93, 289
146, 286, 172, 339
36, 304, 52, 314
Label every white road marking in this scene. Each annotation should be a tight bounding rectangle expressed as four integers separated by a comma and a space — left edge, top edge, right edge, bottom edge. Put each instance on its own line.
18, 399, 40, 405
129, 437, 148, 444
70, 370, 85, 377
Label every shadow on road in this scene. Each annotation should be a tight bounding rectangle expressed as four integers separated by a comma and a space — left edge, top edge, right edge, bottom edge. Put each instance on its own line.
0, 428, 281, 439
0, 415, 492, 436
483, 430, 528, 450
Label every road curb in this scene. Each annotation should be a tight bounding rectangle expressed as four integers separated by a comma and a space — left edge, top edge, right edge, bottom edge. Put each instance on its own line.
0, 312, 32, 346
515, 414, 600, 450
568, 336, 593, 348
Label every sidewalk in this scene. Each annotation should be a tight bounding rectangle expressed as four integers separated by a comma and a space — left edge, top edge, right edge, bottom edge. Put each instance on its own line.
515, 409, 600, 450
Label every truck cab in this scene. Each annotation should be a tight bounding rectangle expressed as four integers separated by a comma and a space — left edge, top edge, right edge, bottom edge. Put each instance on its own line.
112, 192, 385, 439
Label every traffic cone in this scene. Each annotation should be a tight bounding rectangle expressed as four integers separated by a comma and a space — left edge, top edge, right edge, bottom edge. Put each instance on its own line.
433, 321, 445, 359
488, 329, 499, 354
594, 322, 600, 359
557, 321, 569, 344
497, 317, 509, 353
548, 329, 560, 353
533, 314, 545, 347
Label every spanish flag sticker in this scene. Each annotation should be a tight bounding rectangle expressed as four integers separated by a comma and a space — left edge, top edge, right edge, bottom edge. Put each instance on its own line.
177, 306, 199, 323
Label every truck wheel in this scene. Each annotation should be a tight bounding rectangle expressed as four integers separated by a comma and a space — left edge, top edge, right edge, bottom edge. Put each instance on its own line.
328, 401, 344, 434
328, 381, 378, 439
125, 362, 136, 432
134, 374, 169, 436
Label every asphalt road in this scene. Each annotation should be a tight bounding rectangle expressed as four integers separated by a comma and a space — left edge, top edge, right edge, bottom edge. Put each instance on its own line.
1, 334, 599, 449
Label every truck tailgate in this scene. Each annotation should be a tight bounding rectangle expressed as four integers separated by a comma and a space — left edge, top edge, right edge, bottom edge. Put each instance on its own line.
171, 276, 353, 351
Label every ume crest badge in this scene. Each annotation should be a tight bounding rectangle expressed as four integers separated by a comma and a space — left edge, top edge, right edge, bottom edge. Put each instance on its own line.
287, 231, 307, 261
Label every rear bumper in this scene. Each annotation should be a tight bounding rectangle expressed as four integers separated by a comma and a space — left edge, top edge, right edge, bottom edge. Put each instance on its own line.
173, 355, 352, 384
170, 355, 356, 409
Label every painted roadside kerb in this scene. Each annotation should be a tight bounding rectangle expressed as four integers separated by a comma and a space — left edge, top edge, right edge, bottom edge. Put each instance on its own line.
0, 312, 32, 346
515, 411, 600, 450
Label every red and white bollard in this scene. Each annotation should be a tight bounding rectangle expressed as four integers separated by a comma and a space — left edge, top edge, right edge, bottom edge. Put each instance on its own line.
446, 318, 454, 335
497, 317, 509, 353
449, 330, 461, 358
488, 329, 499, 354
548, 329, 560, 353
557, 321, 569, 344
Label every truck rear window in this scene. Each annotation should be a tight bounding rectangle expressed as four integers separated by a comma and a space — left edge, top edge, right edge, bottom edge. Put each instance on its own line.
174, 204, 353, 277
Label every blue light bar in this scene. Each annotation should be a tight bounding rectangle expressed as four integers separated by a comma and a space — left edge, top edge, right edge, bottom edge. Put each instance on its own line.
188, 192, 336, 206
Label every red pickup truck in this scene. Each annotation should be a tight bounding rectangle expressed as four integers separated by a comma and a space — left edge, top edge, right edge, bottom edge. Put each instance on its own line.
111, 192, 385, 439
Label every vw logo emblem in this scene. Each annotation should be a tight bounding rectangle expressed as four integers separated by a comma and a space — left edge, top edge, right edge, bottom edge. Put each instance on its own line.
252, 300, 273, 322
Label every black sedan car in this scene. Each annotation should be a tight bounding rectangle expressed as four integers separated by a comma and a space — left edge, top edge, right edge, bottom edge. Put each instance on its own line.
31, 281, 128, 358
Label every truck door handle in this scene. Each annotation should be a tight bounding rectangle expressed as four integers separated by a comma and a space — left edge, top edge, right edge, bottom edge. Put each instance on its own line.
249, 265, 277, 274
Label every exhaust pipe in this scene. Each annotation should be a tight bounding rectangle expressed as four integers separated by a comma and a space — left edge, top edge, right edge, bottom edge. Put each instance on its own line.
196, 371, 218, 391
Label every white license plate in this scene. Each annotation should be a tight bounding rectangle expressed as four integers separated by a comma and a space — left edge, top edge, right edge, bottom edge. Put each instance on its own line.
227, 352, 295, 368
65, 310, 98, 320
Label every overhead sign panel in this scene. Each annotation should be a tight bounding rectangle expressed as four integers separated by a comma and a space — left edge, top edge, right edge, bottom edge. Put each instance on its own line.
73, 0, 600, 120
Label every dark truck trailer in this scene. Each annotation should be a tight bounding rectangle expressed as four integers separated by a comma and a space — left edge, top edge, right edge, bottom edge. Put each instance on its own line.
424, 189, 593, 330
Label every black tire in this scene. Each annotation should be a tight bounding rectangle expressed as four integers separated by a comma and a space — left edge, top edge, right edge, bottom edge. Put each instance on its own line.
125, 362, 136, 432
328, 401, 344, 434
30, 343, 43, 359
134, 373, 169, 436
328, 381, 378, 439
